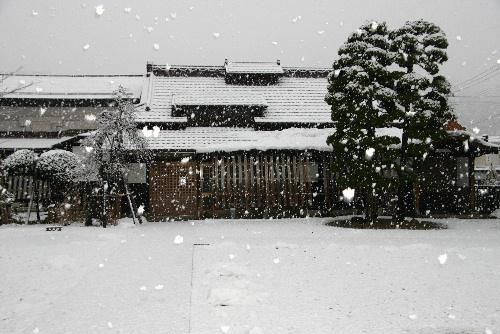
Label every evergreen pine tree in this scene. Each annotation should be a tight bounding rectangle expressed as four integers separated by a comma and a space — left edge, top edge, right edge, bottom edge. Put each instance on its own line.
326, 21, 399, 222
389, 19, 455, 222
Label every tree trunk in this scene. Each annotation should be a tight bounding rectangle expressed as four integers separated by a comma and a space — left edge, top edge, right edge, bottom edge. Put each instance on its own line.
393, 115, 409, 223
84, 184, 93, 226
34, 178, 41, 224
102, 181, 107, 228
364, 190, 378, 223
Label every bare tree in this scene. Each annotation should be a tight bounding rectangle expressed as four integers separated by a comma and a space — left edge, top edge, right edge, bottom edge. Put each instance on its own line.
0, 67, 35, 97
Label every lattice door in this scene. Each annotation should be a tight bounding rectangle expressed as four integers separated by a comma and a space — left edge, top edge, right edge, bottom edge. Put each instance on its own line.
150, 161, 199, 219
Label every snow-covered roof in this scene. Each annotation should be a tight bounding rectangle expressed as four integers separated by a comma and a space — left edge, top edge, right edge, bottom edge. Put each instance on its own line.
225, 61, 284, 74
142, 127, 402, 153
140, 74, 332, 124
0, 137, 73, 150
0, 106, 104, 133
172, 92, 267, 107
1, 75, 144, 99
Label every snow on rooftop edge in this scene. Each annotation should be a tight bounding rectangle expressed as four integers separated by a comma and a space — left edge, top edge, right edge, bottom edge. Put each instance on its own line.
142, 127, 403, 153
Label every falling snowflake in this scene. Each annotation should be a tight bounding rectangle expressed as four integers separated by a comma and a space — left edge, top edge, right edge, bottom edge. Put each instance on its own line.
40, 107, 47, 116
448, 314, 456, 319
221, 326, 230, 333
98, 263, 104, 268
371, 21, 378, 30
181, 157, 190, 163
32, 328, 39, 333
146, 26, 154, 33
273, 258, 280, 264
365, 147, 375, 160
137, 205, 145, 216
124, 7, 131, 13
32, 10, 39, 16
95, 4, 105, 16
85, 114, 96, 121
154, 284, 164, 290
342, 187, 355, 202
473, 127, 480, 134
135, 14, 141, 20
107, 322, 113, 328
153, 43, 160, 50
83, 44, 90, 51
438, 253, 448, 265
497, 59, 500, 64
170, 12, 177, 19
409, 314, 417, 320
24, 120, 32, 127
174, 235, 184, 244
35, 87, 43, 93
139, 286, 147, 291
85, 146, 93, 153
229, 254, 236, 260
456, 35, 462, 41
271, 41, 278, 46
317, 30, 325, 35
213, 32, 220, 39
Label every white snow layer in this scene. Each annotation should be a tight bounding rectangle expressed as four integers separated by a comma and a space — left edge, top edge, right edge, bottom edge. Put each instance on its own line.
144, 127, 403, 153
1, 218, 499, 333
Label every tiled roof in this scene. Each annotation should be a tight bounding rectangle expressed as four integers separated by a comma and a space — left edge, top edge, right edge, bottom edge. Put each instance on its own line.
140, 75, 332, 124
225, 61, 284, 74
142, 127, 402, 153
0, 137, 74, 150
0, 106, 104, 133
144, 127, 332, 152
1, 75, 144, 99
172, 92, 267, 107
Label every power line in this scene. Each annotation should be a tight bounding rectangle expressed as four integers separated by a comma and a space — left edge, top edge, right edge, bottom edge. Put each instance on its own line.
455, 64, 499, 87
453, 67, 500, 93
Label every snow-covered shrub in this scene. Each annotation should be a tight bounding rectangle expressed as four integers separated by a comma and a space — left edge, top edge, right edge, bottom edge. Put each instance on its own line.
37, 150, 81, 185
0, 149, 37, 175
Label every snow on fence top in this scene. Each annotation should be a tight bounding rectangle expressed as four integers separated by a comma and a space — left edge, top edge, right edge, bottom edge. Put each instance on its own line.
142, 127, 402, 153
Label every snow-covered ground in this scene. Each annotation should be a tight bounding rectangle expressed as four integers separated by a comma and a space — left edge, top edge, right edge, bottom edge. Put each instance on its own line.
1, 218, 499, 334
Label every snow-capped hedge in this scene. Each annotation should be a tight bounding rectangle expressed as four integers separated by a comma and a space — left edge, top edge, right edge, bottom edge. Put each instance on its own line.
37, 150, 80, 184
0, 149, 37, 175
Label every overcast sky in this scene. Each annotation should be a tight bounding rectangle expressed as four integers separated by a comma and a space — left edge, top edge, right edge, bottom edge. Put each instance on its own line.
1, 0, 500, 131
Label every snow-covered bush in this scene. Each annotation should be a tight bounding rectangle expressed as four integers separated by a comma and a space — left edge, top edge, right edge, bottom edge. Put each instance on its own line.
37, 149, 81, 185
1, 149, 37, 175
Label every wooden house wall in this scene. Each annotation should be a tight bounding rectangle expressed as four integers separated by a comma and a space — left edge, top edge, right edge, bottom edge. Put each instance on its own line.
148, 151, 335, 220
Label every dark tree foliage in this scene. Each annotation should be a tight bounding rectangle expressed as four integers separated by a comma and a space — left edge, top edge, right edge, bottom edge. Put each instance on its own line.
325, 21, 400, 222
327, 19, 455, 223
389, 19, 455, 221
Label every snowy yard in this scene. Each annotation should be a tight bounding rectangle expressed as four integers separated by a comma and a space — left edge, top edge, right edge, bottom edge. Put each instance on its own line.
1, 218, 499, 334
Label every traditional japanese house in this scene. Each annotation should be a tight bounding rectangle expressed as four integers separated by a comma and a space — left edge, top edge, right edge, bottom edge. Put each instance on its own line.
132, 61, 497, 219
0, 61, 497, 219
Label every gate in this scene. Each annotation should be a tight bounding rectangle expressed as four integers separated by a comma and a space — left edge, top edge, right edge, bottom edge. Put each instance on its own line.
149, 161, 199, 220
